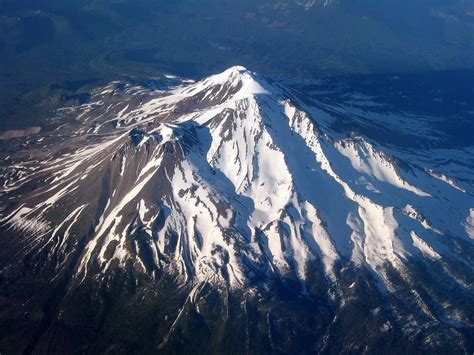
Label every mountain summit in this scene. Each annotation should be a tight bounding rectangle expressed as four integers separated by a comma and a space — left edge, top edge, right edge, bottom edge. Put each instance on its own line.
0, 67, 473, 353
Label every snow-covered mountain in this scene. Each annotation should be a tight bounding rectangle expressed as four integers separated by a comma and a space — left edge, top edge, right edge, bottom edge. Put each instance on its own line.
0, 66, 473, 353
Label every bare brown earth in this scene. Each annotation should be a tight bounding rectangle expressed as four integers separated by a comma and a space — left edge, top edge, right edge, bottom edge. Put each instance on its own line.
0, 126, 41, 140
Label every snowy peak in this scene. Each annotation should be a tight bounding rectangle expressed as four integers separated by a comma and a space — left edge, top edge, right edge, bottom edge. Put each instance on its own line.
1, 67, 473, 298
1, 66, 473, 354
213, 65, 250, 78
178, 65, 272, 107
205, 65, 262, 89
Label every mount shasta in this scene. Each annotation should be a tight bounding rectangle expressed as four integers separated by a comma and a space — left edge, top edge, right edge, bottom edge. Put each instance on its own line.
0, 66, 473, 353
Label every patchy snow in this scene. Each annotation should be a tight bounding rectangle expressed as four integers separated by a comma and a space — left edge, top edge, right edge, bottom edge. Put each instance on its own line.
464, 209, 474, 239
410, 231, 441, 259
8, 207, 50, 236
3, 65, 473, 295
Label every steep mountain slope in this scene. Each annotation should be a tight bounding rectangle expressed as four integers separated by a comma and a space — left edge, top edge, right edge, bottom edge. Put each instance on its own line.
0, 67, 473, 353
